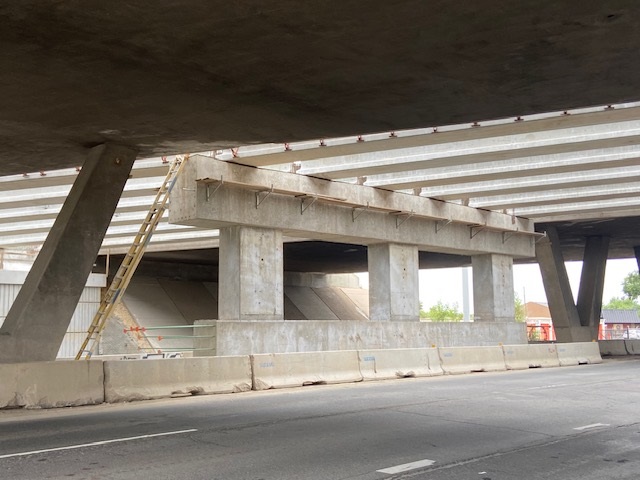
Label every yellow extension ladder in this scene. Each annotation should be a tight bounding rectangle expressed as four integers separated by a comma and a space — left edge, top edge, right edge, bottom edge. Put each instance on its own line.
75, 154, 189, 360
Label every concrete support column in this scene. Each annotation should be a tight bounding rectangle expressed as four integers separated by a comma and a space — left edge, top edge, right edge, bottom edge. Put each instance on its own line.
368, 243, 419, 321
576, 236, 609, 330
472, 253, 515, 322
634, 246, 640, 271
218, 226, 283, 320
0, 144, 137, 363
535, 226, 585, 342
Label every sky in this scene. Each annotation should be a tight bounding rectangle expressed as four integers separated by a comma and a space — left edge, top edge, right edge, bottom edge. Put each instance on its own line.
357, 257, 639, 313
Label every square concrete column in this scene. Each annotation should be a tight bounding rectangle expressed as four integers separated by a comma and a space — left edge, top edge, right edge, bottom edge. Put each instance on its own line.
368, 243, 419, 321
0, 144, 137, 363
218, 226, 283, 320
472, 253, 514, 322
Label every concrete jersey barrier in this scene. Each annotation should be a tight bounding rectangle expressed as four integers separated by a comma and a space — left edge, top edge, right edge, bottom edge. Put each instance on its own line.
251, 350, 362, 390
358, 348, 443, 380
103, 356, 252, 402
502, 344, 559, 370
598, 340, 630, 356
0, 360, 104, 409
624, 340, 640, 354
438, 346, 507, 374
556, 342, 602, 366
0, 342, 615, 410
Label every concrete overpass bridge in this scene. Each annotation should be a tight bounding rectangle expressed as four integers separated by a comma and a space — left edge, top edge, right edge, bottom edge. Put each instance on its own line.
2, 2, 640, 362
2, 102, 640, 359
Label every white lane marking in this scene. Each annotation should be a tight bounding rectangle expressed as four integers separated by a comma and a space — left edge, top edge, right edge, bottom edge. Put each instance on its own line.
526, 384, 570, 390
377, 459, 436, 474
573, 423, 610, 431
0, 428, 197, 459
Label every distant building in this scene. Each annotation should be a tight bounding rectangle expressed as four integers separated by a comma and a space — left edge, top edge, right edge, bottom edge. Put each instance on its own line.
524, 301, 555, 341
601, 309, 640, 339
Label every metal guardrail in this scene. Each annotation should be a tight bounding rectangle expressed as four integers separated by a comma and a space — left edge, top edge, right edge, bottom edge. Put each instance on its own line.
526, 324, 556, 342
122, 324, 215, 354
600, 327, 640, 340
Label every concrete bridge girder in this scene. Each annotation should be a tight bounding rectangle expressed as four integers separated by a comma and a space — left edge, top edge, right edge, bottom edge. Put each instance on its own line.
170, 156, 536, 258
170, 156, 532, 324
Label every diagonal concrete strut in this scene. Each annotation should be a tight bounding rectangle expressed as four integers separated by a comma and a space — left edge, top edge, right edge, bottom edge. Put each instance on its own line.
0, 144, 137, 363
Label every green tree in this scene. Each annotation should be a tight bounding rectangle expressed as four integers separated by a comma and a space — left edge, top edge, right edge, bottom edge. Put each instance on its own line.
622, 270, 640, 300
514, 292, 526, 322
603, 296, 640, 310
425, 301, 463, 322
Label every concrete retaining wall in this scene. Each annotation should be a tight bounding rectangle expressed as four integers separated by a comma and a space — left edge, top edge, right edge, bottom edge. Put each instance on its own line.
502, 344, 559, 370
251, 351, 362, 390
556, 342, 602, 366
205, 320, 527, 356
0, 360, 104, 408
103, 356, 252, 402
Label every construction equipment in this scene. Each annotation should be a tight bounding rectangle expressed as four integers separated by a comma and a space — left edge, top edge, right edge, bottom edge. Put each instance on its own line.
75, 154, 189, 360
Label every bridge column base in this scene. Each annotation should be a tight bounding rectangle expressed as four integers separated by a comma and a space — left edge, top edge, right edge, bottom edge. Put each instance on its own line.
554, 326, 597, 344
368, 243, 419, 321
0, 144, 137, 363
576, 236, 609, 329
472, 254, 515, 322
218, 226, 283, 320
536, 227, 604, 343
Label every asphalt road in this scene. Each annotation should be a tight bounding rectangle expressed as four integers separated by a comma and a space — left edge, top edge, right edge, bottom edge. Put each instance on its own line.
0, 358, 638, 480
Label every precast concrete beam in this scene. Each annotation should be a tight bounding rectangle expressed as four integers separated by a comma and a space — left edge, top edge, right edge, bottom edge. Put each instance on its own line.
535, 226, 582, 342
368, 243, 419, 322
218, 226, 283, 320
0, 144, 137, 363
222, 105, 640, 168
472, 254, 515, 323
576, 236, 609, 330
169, 157, 535, 258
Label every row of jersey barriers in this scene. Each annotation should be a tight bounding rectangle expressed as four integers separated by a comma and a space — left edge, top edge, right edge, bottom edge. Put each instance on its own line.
1, 342, 604, 408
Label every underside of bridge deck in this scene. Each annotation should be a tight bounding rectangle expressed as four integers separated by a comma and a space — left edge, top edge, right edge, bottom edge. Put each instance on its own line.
2, 1, 640, 175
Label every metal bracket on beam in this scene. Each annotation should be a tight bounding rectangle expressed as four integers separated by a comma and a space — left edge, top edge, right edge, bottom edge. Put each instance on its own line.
470, 225, 486, 239
435, 219, 452, 233
352, 202, 370, 222
395, 210, 414, 228
534, 231, 548, 244
255, 185, 274, 208
205, 177, 223, 202
300, 195, 318, 214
